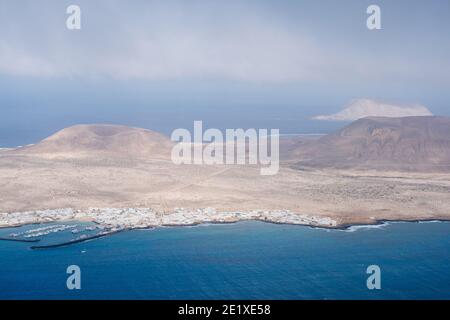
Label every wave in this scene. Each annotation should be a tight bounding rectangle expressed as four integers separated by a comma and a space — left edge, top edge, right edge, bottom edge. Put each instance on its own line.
343, 222, 390, 233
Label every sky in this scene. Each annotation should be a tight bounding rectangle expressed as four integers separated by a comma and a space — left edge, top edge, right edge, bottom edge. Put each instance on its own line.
0, 0, 449, 145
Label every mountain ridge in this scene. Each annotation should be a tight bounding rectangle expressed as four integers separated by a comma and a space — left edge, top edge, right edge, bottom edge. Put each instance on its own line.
292, 116, 450, 171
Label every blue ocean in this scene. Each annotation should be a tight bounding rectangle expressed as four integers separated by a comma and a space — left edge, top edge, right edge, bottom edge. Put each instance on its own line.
1, 221, 450, 300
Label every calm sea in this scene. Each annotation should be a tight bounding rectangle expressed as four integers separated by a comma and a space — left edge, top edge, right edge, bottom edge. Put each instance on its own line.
1, 221, 449, 300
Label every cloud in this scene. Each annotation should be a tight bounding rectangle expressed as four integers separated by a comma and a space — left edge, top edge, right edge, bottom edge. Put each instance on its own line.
0, 0, 449, 84
0, 44, 58, 77
0, 1, 323, 82
313, 99, 433, 121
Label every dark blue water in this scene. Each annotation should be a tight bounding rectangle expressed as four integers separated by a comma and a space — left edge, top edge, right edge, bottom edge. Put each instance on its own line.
1, 221, 450, 300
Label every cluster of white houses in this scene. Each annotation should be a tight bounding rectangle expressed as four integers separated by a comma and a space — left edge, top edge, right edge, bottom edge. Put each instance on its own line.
0, 207, 337, 230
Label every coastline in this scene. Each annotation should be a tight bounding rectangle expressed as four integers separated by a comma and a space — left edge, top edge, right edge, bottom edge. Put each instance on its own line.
2, 218, 450, 250
2, 207, 450, 231
2, 207, 450, 245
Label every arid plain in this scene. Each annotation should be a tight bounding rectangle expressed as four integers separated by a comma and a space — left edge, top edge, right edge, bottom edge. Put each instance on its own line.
1, 118, 450, 228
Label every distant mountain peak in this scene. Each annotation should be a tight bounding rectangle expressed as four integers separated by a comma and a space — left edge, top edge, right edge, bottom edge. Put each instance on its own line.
313, 99, 433, 121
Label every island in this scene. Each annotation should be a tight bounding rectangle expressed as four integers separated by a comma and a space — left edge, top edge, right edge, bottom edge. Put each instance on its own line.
1, 117, 450, 233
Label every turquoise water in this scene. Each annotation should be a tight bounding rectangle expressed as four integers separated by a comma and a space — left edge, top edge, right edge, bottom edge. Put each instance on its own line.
1, 221, 450, 300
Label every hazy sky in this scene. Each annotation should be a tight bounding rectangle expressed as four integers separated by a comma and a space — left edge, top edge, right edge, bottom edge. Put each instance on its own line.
0, 0, 449, 145
2, 0, 450, 83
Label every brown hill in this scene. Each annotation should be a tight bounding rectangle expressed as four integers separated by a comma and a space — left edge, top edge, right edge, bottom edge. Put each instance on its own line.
12, 124, 173, 159
292, 116, 450, 171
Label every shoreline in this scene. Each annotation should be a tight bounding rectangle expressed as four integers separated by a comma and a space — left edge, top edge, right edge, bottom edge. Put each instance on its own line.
1, 211, 449, 234
1, 216, 449, 249
2, 208, 450, 232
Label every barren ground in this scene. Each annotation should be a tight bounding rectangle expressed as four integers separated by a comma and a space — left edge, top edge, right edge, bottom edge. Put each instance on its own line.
1, 148, 450, 227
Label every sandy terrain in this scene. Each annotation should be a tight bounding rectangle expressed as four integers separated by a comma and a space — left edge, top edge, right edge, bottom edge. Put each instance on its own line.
1, 147, 450, 227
